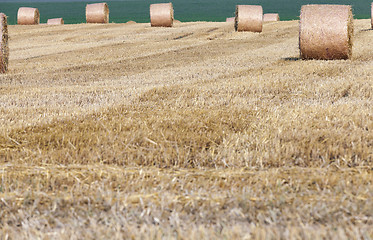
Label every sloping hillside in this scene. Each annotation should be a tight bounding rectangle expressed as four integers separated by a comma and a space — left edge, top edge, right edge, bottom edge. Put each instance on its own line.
0, 20, 372, 239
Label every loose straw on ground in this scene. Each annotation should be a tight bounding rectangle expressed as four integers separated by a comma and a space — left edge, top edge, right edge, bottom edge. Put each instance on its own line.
263, 13, 280, 22
0, 13, 8, 73
47, 18, 64, 25
226, 17, 234, 22
150, 3, 174, 27
299, 4, 353, 60
86, 2, 109, 23
235, 5, 263, 32
17, 7, 40, 25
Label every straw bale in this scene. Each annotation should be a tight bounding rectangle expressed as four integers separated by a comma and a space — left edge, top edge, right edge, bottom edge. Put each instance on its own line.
263, 13, 280, 22
17, 7, 40, 25
86, 2, 109, 24
235, 5, 263, 32
150, 3, 174, 27
226, 17, 235, 22
0, 13, 8, 73
47, 18, 64, 25
299, 5, 354, 60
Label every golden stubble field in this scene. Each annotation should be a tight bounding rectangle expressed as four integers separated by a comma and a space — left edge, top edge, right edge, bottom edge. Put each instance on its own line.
0, 19, 372, 239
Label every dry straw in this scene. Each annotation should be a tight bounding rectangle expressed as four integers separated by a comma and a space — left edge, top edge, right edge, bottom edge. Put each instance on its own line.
86, 2, 109, 24
226, 17, 235, 22
263, 13, 280, 22
235, 5, 263, 32
17, 7, 40, 25
150, 3, 174, 27
47, 18, 64, 25
299, 4, 353, 60
0, 13, 8, 73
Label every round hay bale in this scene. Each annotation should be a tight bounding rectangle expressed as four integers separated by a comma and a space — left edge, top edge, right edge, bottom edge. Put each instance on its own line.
86, 2, 109, 24
47, 18, 64, 25
226, 17, 235, 22
235, 5, 263, 32
0, 13, 8, 74
126, 20, 136, 24
299, 4, 353, 60
263, 13, 280, 22
17, 7, 40, 25
150, 3, 174, 27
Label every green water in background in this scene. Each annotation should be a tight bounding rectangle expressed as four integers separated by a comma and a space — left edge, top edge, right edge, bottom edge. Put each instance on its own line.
0, 0, 371, 25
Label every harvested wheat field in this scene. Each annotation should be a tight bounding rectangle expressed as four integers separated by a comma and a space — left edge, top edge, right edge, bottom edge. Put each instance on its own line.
0, 20, 372, 239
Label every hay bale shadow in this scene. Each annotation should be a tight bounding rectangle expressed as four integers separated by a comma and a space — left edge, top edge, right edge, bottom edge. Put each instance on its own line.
283, 57, 300, 61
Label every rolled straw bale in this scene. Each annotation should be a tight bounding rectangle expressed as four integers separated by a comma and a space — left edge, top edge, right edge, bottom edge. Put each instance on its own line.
86, 2, 109, 23
299, 5, 353, 60
150, 3, 174, 27
263, 13, 280, 22
0, 13, 8, 73
126, 21, 136, 24
226, 17, 235, 22
47, 18, 64, 25
17, 7, 40, 25
235, 5, 263, 32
